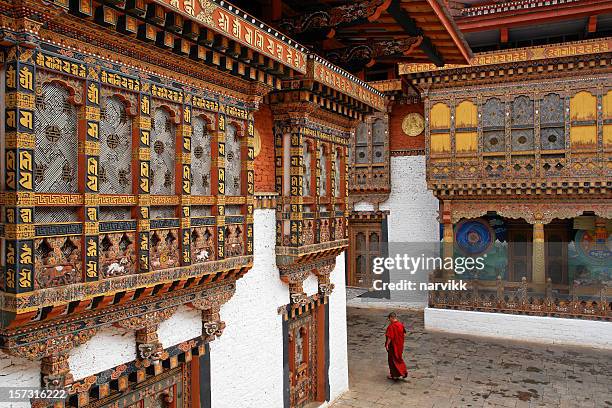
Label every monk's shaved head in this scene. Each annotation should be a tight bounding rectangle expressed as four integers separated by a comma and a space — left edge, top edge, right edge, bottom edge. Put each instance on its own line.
387, 312, 397, 319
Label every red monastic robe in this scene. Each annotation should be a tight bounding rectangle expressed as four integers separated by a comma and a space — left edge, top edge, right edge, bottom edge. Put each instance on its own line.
385, 320, 407, 378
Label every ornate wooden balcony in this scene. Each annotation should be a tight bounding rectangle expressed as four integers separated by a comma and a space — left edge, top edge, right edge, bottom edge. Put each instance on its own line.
429, 275, 612, 321
268, 56, 386, 303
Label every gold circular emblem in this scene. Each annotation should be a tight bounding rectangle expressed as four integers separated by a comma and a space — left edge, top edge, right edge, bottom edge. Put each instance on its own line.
253, 128, 261, 158
402, 112, 425, 137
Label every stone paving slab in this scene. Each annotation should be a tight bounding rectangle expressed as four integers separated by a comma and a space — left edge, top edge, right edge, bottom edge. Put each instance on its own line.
332, 307, 612, 408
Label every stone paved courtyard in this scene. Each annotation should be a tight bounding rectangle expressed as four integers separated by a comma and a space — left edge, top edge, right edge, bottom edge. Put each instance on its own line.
332, 307, 612, 408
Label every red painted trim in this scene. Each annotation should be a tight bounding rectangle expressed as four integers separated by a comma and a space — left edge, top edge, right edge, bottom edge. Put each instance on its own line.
191, 356, 200, 408
458, 0, 612, 32
426, 0, 472, 63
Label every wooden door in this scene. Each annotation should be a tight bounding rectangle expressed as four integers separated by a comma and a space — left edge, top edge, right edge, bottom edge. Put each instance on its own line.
545, 224, 569, 284
348, 223, 383, 287
288, 311, 318, 408
508, 228, 533, 281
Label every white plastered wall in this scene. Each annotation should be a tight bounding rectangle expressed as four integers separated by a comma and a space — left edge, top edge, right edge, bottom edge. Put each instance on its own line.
209, 209, 349, 408
426, 308, 612, 350
351, 155, 439, 307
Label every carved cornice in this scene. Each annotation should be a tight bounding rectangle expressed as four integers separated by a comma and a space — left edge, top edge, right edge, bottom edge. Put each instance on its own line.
279, 255, 338, 303
4, 329, 97, 361
0, 281, 237, 360
190, 283, 236, 311
450, 200, 612, 224
1, 255, 252, 313
114, 307, 178, 330
430, 180, 612, 200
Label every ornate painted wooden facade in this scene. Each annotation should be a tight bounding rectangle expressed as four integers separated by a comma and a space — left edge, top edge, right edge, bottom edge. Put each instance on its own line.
0, 0, 386, 405
268, 56, 385, 305
400, 38, 612, 315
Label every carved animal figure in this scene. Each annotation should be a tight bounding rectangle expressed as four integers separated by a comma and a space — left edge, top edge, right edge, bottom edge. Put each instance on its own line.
196, 249, 209, 262
107, 257, 128, 276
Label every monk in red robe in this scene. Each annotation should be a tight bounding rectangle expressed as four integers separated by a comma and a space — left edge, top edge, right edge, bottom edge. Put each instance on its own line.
385, 312, 408, 380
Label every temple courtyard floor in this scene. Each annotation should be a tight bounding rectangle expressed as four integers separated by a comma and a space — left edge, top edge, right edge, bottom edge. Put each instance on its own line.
331, 307, 612, 408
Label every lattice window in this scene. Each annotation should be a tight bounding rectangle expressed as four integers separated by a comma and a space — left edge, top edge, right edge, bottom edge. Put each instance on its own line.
511, 96, 534, 151
34, 82, 78, 193
99, 207, 132, 221
225, 124, 241, 196
482, 98, 505, 153
191, 116, 212, 196
100, 96, 132, 194
540, 93, 565, 150
150, 108, 175, 195
225, 205, 241, 215
150, 206, 175, 219
372, 119, 385, 163
319, 144, 327, 196
355, 122, 369, 164
191, 205, 212, 217
35, 207, 79, 223
303, 141, 311, 196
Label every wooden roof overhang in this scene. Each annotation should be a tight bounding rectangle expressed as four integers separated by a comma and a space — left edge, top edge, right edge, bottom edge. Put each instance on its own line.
457, 0, 612, 32
35, 0, 312, 90
270, 55, 387, 121
277, 0, 472, 71
399, 37, 612, 88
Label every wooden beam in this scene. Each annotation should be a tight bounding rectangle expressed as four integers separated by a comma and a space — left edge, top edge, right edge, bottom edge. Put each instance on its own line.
500, 27, 508, 43
458, 0, 612, 32
326, 36, 422, 70
387, 0, 444, 66
277, 0, 392, 38
587, 15, 597, 33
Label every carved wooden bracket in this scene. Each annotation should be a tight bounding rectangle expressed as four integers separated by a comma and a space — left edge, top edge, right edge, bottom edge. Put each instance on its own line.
278, 0, 392, 38
314, 262, 335, 297
200, 307, 226, 343
135, 325, 164, 367
189, 282, 236, 342
326, 37, 422, 70
280, 256, 338, 303
40, 352, 73, 390
281, 270, 311, 306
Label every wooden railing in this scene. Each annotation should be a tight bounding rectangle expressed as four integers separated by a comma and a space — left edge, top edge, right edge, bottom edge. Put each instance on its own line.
429, 275, 612, 320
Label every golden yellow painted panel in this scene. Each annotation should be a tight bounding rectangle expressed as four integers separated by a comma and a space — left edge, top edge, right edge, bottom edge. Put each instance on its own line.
430, 103, 450, 129
603, 90, 612, 119
570, 91, 596, 121
455, 101, 477, 128
456, 132, 477, 152
570, 125, 597, 148
604, 124, 612, 146
431, 133, 451, 153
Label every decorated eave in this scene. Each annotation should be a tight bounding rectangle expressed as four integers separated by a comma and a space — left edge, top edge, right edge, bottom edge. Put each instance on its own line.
460, 0, 602, 18
271, 54, 387, 121
457, 0, 612, 32
399, 37, 612, 85
274, 0, 473, 71
308, 55, 386, 115
367, 78, 419, 102
44, 0, 310, 89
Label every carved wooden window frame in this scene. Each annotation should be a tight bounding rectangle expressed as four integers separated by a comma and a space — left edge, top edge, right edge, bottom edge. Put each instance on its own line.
34, 75, 82, 194
190, 112, 215, 197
